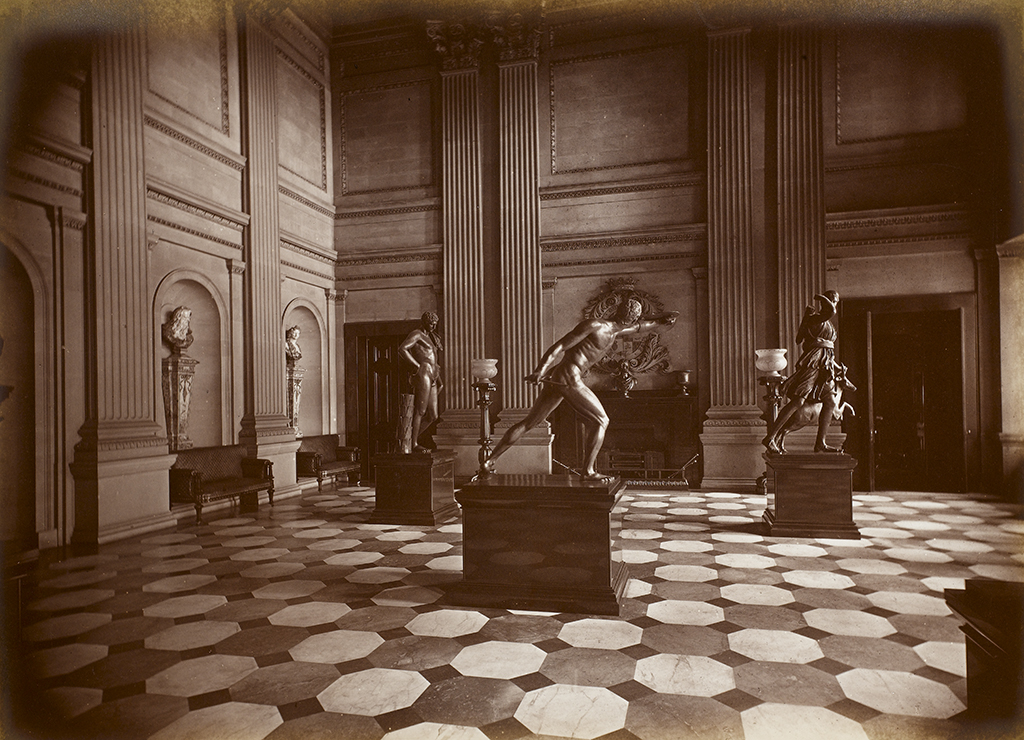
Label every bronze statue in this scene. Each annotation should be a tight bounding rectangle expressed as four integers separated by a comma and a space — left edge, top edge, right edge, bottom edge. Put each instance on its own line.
763, 291, 852, 453
399, 312, 443, 453
485, 298, 677, 481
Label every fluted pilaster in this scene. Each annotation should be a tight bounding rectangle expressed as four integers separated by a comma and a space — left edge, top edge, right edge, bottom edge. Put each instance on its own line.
89, 28, 162, 445
777, 24, 825, 351
707, 29, 758, 414
441, 68, 486, 412
239, 18, 290, 444
498, 59, 542, 414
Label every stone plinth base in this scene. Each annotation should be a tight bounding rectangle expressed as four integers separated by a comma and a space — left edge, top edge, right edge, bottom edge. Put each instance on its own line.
763, 452, 859, 538
370, 450, 459, 525
445, 474, 628, 615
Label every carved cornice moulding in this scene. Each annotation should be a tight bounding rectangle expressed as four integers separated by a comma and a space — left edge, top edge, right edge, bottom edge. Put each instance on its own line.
275, 46, 328, 191
280, 235, 336, 264
280, 186, 334, 217
144, 111, 246, 170
23, 134, 91, 169
281, 260, 334, 282
541, 227, 706, 252
823, 205, 966, 231
997, 234, 1024, 259
147, 215, 241, 250
540, 173, 703, 200
546, 251, 698, 269
341, 268, 439, 283
277, 10, 326, 73
8, 168, 83, 198
335, 202, 440, 219
826, 232, 972, 258
147, 177, 249, 230
336, 249, 440, 267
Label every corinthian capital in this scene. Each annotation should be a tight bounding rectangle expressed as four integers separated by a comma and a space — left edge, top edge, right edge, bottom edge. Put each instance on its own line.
426, 19, 486, 71
486, 8, 543, 63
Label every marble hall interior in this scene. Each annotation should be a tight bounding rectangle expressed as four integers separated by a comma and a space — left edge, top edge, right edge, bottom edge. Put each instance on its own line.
2, 0, 1024, 738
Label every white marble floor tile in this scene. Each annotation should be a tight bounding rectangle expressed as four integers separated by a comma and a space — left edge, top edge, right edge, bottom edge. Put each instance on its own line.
22, 612, 112, 642
835, 558, 907, 575
729, 629, 824, 663
239, 562, 306, 579
267, 601, 352, 627
324, 551, 383, 566
913, 641, 967, 677
289, 630, 383, 663
27, 589, 115, 612
740, 703, 869, 740
293, 528, 345, 539
720, 584, 794, 606
318, 668, 429, 715
27, 643, 108, 679
41, 686, 104, 720
803, 609, 896, 638
252, 580, 325, 599
559, 619, 642, 650
782, 571, 856, 589
836, 668, 965, 718
345, 567, 410, 584
451, 641, 546, 679
514, 685, 628, 739
407, 609, 488, 638
382, 722, 490, 740
634, 654, 735, 696
306, 538, 361, 551
147, 654, 259, 697
425, 555, 463, 571
372, 585, 443, 607
647, 600, 724, 626
148, 702, 281, 740
144, 620, 241, 651
767, 544, 828, 558
621, 550, 659, 564
142, 594, 228, 619
142, 558, 210, 574
866, 591, 950, 616
398, 542, 453, 555
716, 553, 776, 569
881, 547, 953, 563
653, 565, 717, 582
660, 539, 713, 553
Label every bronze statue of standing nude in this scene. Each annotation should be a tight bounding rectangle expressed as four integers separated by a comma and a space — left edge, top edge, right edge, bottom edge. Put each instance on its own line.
484, 298, 678, 481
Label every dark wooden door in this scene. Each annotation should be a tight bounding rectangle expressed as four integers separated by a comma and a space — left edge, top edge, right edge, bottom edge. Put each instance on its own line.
345, 321, 418, 483
842, 305, 966, 493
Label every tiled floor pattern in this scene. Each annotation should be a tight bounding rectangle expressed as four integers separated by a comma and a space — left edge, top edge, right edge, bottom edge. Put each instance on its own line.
12, 484, 1024, 740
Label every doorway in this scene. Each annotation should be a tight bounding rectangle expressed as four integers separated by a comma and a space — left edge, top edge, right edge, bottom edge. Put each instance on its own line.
344, 320, 419, 483
842, 302, 968, 493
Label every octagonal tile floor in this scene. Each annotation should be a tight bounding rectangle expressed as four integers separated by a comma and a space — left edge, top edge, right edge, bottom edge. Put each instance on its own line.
12, 483, 1024, 740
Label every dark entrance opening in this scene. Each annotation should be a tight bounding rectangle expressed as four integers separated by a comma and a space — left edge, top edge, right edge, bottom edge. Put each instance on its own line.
843, 305, 966, 493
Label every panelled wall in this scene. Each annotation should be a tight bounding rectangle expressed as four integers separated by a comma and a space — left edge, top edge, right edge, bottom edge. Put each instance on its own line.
1, 7, 338, 549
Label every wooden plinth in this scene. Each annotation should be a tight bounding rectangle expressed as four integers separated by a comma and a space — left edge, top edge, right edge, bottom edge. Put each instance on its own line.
762, 452, 860, 538
370, 450, 459, 525
445, 474, 628, 615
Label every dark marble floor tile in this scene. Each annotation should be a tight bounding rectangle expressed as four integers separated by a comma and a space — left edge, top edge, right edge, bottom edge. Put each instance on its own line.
414, 676, 525, 726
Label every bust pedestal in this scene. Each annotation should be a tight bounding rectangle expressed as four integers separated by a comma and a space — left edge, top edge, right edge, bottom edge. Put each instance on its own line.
762, 452, 859, 538
445, 474, 628, 615
370, 450, 458, 525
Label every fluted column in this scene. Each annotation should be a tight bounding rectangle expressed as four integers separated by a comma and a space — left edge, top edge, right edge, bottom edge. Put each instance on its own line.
71, 28, 174, 544
777, 24, 826, 352
699, 28, 766, 489
239, 18, 292, 450
428, 20, 488, 477
491, 12, 551, 473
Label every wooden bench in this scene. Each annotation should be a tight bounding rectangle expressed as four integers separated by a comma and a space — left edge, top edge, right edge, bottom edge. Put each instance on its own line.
170, 445, 274, 524
296, 435, 361, 492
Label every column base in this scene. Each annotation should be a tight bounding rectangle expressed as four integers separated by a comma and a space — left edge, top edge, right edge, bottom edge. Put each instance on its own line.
700, 411, 765, 490
370, 450, 459, 525
445, 474, 627, 615
762, 452, 859, 539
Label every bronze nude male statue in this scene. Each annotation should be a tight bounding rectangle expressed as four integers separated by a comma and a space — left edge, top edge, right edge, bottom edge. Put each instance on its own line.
485, 298, 677, 481
399, 312, 443, 453
763, 290, 851, 453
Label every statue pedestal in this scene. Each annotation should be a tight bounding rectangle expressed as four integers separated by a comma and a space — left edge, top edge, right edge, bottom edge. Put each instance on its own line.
762, 452, 859, 538
370, 450, 458, 525
446, 474, 628, 615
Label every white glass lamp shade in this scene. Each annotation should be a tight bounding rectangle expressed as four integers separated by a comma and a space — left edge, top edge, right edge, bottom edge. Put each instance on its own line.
754, 348, 788, 376
471, 358, 498, 381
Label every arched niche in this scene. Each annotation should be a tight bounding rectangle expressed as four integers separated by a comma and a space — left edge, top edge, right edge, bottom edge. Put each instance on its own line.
0, 239, 51, 551
284, 300, 326, 437
154, 271, 230, 448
